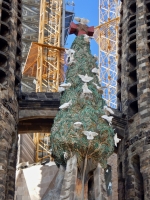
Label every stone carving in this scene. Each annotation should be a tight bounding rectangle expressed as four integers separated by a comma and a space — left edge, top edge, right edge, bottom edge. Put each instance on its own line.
92, 67, 99, 74
101, 115, 114, 126
103, 105, 114, 115
60, 82, 71, 89
59, 100, 72, 109
114, 133, 121, 147
92, 82, 104, 94
73, 122, 83, 129
78, 74, 93, 82
82, 83, 92, 95
125, 131, 150, 148
2, 99, 17, 121
50, 20, 114, 199
74, 17, 90, 25
82, 131, 98, 140
58, 87, 65, 93
65, 49, 75, 66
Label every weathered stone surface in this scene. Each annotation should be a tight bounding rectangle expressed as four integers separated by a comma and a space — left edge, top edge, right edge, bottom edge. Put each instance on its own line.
0, 0, 22, 199
117, 0, 150, 199
60, 155, 77, 200
42, 165, 65, 200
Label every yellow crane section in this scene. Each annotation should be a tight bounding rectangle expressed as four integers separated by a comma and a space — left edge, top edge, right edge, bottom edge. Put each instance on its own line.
36, 0, 64, 92
23, 0, 65, 93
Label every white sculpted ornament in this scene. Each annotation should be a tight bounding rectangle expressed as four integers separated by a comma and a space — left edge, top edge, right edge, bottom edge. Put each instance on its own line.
101, 115, 114, 126
59, 100, 72, 109
82, 83, 92, 94
74, 17, 89, 25
114, 133, 121, 147
92, 82, 105, 94
83, 34, 90, 42
58, 87, 65, 93
103, 105, 114, 115
64, 152, 69, 160
92, 68, 99, 74
78, 74, 93, 83
82, 131, 98, 140
94, 54, 98, 61
65, 49, 75, 66
60, 82, 71, 89
49, 148, 53, 156
83, 34, 94, 42
74, 122, 83, 129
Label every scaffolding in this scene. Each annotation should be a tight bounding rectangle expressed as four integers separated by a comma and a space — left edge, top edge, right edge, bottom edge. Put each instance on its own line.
36, 0, 64, 92
22, 0, 74, 93
94, 0, 120, 108
22, 0, 40, 65
21, 0, 74, 163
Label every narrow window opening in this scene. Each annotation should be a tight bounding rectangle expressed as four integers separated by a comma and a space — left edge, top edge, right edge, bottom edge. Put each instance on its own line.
129, 34, 136, 42
1, 9, 10, 22
146, 3, 150, 13
105, 165, 112, 197
118, 162, 125, 200
129, 41, 136, 53
128, 54, 136, 68
129, 100, 138, 116
129, 2, 136, 14
129, 84, 137, 98
129, 27, 136, 35
0, 69, 6, 84
129, 70, 137, 83
129, 15, 136, 22
129, 21, 136, 29
88, 175, 94, 200
132, 155, 144, 200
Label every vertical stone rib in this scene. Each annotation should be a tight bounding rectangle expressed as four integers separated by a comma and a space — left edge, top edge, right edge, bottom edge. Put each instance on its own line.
94, 163, 107, 200
60, 155, 77, 200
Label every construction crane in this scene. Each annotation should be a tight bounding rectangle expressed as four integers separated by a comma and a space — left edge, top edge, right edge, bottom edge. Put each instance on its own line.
23, 0, 64, 163
94, 0, 120, 108
23, 0, 65, 93
22, 0, 74, 163
36, 0, 64, 92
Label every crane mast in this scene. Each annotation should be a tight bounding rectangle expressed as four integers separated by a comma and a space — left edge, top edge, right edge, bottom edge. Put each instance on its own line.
36, 0, 64, 92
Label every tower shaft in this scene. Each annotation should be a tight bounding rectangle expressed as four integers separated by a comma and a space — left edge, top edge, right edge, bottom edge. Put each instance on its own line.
118, 0, 150, 199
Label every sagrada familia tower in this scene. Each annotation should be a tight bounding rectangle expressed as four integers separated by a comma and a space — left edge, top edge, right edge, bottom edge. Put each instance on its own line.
0, 0, 150, 199
117, 0, 150, 199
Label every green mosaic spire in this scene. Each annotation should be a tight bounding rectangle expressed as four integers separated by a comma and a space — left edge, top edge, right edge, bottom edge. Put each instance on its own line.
50, 35, 114, 169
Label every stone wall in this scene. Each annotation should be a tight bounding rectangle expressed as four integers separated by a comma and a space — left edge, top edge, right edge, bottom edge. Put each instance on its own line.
18, 134, 35, 164
0, 0, 22, 199
15, 163, 58, 200
117, 0, 150, 199
107, 153, 118, 200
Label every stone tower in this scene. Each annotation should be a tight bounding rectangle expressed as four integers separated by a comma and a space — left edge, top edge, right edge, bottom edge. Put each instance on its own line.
0, 0, 22, 199
117, 0, 150, 199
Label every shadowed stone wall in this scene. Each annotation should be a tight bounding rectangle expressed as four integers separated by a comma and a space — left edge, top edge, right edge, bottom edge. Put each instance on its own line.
0, 0, 22, 199
117, 0, 150, 199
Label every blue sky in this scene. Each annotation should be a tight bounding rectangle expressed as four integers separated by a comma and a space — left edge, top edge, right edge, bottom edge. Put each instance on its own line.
65, 0, 99, 56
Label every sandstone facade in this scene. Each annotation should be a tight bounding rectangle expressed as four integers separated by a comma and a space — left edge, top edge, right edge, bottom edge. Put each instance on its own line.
117, 0, 150, 199
0, 0, 22, 199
